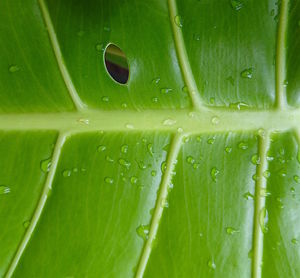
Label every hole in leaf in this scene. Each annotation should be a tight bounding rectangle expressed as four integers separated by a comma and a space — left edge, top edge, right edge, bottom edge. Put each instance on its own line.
104, 44, 129, 84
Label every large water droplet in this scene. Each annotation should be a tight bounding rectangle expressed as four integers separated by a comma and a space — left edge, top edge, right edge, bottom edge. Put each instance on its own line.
136, 224, 150, 240
240, 68, 253, 79
97, 145, 106, 152
207, 259, 216, 270
104, 177, 114, 184
186, 156, 195, 164
259, 207, 269, 234
211, 167, 219, 182
40, 158, 52, 173
0, 185, 10, 195
174, 15, 183, 28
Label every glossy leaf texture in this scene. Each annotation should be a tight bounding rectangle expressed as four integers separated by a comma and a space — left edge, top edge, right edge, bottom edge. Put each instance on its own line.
1, 0, 300, 277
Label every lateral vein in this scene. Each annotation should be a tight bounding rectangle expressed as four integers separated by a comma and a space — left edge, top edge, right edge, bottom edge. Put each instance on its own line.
5, 133, 67, 277
276, 0, 289, 110
38, 0, 86, 111
167, 0, 204, 110
252, 133, 270, 278
135, 134, 183, 278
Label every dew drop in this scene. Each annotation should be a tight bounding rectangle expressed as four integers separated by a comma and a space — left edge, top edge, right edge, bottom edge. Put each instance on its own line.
97, 145, 106, 152
151, 77, 160, 85
225, 146, 232, 153
291, 238, 298, 245
260, 188, 271, 197
186, 156, 195, 164
118, 158, 131, 169
160, 88, 173, 94
95, 43, 104, 51
238, 142, 248, 150
101, 96, 109, 102
243, 191, 254, 200
163, 119, 177, 126
229, 102, 249, 110
161, 161, 167, 173
0, 185, 10, 195
207, 259, 216, 270
226, 227, 239, 235
40, 157, 52, 173
174, 15, 183, 28
230, 0, 243, 11
9, 65, 20, 73
211, 167, 219, 182
294, 175, 300, 184
23, 220, 30, 229
136, 224, 150, 240
151, 97, 159, 103
104, 177, 114, 184
151, 170, 157, 177
147, 144, 153, 156
105, 155, 114, 163
130, 176, 138, 185
251, 154, 260, 165
182, 86, 188, 93
263, 170, 271, 179
209, 97, 215, 104
207, 137, 215, 145
226, 76, 235, 86
62, 169, 72, 177
211, 116, 220, 125
193, 33, 200, 41
240, 68, 253, 79
259, 207, 269, 234
161, 198, 169, 208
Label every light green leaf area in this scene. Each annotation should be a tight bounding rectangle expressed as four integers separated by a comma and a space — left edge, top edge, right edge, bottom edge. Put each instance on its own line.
0, 0, 300, 277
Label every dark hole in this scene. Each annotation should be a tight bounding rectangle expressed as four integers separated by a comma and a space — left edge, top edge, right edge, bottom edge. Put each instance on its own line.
104, 44, 129, 84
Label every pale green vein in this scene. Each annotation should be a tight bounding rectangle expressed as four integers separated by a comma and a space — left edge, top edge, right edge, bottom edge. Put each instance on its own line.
167, 0, 204, 111
276, 0, 289, 110
38, 0, 86, 111
5, 133, 67, 277
252, 133, 270, 278
135, 134, 183, 278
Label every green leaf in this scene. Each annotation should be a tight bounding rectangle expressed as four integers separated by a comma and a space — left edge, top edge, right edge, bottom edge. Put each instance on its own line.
0, 0, 300, 277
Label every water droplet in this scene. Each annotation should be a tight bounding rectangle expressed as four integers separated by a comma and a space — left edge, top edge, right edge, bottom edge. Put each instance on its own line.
186, 156, 195, 164
276, 197, 284, 209
225, 146, 232, 153
77, 118, 90, 125
229, 102, 249, 110
209, 97, 215, 104
177, 127, 183, 133
97, 145, 106, 152
130, 176, 138, 185
163, 119, 177, 126
211, 167, 219, 182
226, 227, 239, 235
290, 187, 295, 193
136, 224, 150, 240
121, 103, 128, 109
252, 174, 258, 181
161, 161, 167, 173
248, 249, 253, 259
291, 238, 298, 245
95, 43, 104, 51
278, 168, 286, 177
103, 26, 110, 32
151, 170, 157, 177
120, 145, 128, 154
160, 88, 173, 94
174, 15, 183, 28
73, 167, 78, 173
9, 65, 20, 73
251, 154, 260, 165
193, 33, 200, 41
230, 0, 243, 11
263, 170, 271, 179
23, 220, 30, 229
193, 163, 200, 169
104, 177, 114, 184
62, 169, 72, 178
238, 142, 248, 150
260, 188, 271, 197
259, 207, 269, 234
106, 155, 114, 163
207, 137, 215, 145
151, 97, 159, 103
182, 86, 188, 93
125, 123, 134, 129
211, 116, 220, 125
283, 79, 288, 87
226, 76, 235, 86
240, 68, 253, 79
118, 158, 131, 169
243, 191, 254, 200
161, 198, 169, 208
294, 175, 300, 184
196, 136, 202, 142
101, 96, 109, 102
147, 144, 153, 156
137, 160, 147, 170
207, 259, 216, 270
40, 157, 52, 173
151, 77, 160, 85
0, 185, 10, 195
